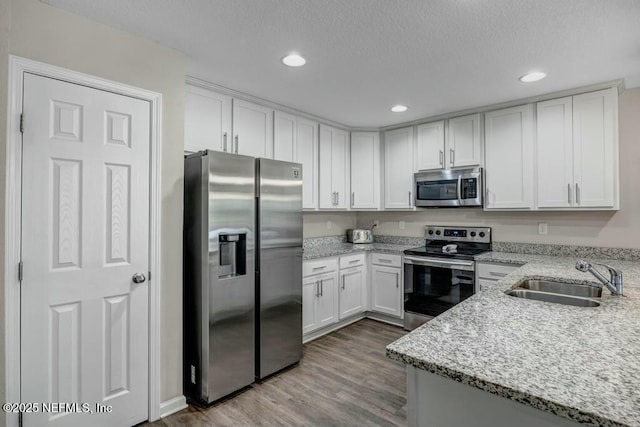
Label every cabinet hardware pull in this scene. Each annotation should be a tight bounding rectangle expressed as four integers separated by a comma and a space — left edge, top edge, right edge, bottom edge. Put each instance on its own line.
349, 259, 359, 264
439, 150, 444, 166
408, 190, 412, 206
312, 266, 327, 271
567, 183, 571, 204
223, 132, 228, 152
450, 148, 455, 165
489, 271, 507, 277
316, 280, 320, 297
351, 192, 355, 206
337, 192, 340, 206
320, 279, 323, 296
234, 135, 239, 154
575, 183, 581, 205
342, 276, 345, 290
396, 272, 399, 288
378, 259, 392, 263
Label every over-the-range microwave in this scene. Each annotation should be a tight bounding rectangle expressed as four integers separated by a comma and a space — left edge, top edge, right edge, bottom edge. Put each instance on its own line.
414, 167, 483, 207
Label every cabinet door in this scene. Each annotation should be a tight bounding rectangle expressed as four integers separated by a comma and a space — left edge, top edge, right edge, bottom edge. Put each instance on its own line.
232, 99, 273, 158
184, 86, 232, 153
536, 97, 574, 208
315, 273, 338, 328
319, 125, 349, 209
296, 118, 319, 210
415, 121, 445, 171
371, 265, 402, 317
350, 132, 380, 209
302, 276, 318, 334
339, 267, 365, 319
274, 111, 296, 162
384, 127, 414, 209
449, 113, 481, 168
573, 89, 617, 208
484, 105, 534, 209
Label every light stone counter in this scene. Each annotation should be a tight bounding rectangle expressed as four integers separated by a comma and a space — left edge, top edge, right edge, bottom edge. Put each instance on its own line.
387, 253, 640, 427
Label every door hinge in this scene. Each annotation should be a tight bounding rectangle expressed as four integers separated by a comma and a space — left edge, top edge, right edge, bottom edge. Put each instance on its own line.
20, 114, 24, 134
18, 261, 23, 282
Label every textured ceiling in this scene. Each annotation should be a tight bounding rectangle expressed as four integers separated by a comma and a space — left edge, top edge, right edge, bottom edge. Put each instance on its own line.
42, 0, 640, 128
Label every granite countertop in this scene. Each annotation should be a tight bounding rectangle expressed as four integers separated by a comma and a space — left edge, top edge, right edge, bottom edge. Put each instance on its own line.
387, 253, 640, 427
302, 243, 414, 260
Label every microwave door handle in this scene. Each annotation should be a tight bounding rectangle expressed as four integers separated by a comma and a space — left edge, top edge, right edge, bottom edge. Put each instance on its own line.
457, 175, 463, 204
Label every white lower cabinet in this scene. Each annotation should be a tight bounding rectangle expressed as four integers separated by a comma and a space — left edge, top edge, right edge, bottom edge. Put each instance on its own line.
303, 270, 339, 334
475, 262, 520, 291
370, 254, 403, 318
339, 265, 366, 319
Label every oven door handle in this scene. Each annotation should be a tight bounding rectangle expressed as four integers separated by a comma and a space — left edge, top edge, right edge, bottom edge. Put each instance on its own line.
403, 256, 475, 271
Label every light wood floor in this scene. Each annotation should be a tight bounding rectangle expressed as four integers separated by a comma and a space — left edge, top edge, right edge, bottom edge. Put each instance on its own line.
145, 319, 407, 427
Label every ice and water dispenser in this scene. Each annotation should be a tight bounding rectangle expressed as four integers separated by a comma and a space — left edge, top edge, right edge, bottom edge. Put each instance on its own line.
218, 233, 247, 278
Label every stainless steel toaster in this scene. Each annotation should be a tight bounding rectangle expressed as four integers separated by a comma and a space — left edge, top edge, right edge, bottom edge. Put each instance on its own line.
346, 229, 373, 244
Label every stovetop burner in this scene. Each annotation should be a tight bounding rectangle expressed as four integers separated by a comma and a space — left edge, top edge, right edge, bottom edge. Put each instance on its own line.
403, 225, 492, 260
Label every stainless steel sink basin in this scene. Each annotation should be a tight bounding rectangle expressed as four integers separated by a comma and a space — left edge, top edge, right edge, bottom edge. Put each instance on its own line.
516, 279, 602, 298
505, 289, 601, 307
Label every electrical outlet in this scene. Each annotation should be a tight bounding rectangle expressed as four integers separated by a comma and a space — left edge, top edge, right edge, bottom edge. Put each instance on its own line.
399, 220, 405, 230
538, 223, 548, 235
327, 220, 332, 230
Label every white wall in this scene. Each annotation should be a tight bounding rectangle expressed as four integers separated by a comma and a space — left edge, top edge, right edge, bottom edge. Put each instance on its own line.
0, 0, 11, 421
3, 0, 187, 404
358, 88, 640, 249
303, 212, 357, 238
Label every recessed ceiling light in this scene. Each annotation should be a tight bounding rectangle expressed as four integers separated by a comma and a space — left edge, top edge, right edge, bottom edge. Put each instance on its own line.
519, 71, 547, 83
391, 105, 408, 113
282, 54, 306, 67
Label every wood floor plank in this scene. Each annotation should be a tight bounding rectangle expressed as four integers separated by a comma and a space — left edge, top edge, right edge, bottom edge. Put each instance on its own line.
142, 319, 407, 427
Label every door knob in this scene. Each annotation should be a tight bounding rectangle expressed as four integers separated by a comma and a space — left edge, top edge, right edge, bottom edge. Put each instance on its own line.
132, 273, 146, 284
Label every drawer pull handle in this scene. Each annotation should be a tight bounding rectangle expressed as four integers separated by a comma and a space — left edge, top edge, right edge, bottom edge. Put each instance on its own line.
378, 259, 392, 263
489, 271, 507, 277
349, 259, 359, 264
312, 266, 327, 271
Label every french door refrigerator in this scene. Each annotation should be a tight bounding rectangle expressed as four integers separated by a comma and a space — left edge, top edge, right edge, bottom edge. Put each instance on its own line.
183, 150, 302, 404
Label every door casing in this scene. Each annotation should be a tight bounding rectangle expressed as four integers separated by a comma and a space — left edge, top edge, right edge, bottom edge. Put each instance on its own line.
4, 55, 164, 426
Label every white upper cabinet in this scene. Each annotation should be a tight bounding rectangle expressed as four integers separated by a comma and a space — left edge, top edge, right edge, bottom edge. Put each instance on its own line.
350, 132, 380, 209
448, 113, 482, 168
273, 111, 296, 162
535, 89, 618, 210
415, 121, 445, 171
232, 99, 273, 158
296, 118, 319, 210
572, 89, 617, 209
319, 125, 349, 209
484, 105, 534, 209
184, 85, 232, 153
384, 127, 414, 209
536, 97, 574, 208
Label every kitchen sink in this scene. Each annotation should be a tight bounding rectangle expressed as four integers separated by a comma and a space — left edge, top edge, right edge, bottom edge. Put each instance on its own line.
516, 279, 602, 298
505, 289, 601, 307
505, 279, 602, 307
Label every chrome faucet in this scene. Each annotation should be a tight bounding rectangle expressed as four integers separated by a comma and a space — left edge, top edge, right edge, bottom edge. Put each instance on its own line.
575, 260, 623, 295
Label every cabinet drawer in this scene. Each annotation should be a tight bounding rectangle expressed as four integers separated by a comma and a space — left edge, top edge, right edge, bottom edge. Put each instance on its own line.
303, 258, 338, 277
339, 253, 365, 269
371, 253, 402, 268
477, 262, 519, 280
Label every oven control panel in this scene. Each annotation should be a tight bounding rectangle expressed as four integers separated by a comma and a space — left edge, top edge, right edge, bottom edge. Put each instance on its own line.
424, 226, 491, 243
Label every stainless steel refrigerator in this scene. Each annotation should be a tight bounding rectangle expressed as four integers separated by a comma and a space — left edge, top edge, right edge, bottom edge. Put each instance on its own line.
183, 150, 302, 404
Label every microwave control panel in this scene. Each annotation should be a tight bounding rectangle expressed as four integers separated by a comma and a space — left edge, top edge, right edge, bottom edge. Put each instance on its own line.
461, 178, 478, 199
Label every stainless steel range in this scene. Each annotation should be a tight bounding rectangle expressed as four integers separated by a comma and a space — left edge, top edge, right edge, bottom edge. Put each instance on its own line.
403, 226, 491, 330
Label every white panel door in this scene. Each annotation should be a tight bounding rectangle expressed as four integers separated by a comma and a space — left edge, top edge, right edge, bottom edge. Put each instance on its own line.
371, 266, 402, 317
296, 118, 318, 210
319, 125, 349, 209
315, 272, 338, 328
184, 85, 232, 153
573, 89, 617, 208
415, 121, 445, 171
232, 99, 273, 158
448, 113, 482, 168
350, 132, 380, 209
484, 105, 534, 209
21, 74, 150, 427
339, 267, 365, 319
274, 111, 296, 162
384, 127, 414, 209
302, 277, 318, 334
536, 97, 574, 208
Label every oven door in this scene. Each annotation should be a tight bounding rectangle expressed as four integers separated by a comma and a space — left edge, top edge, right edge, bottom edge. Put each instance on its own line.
403, 256, 475, 318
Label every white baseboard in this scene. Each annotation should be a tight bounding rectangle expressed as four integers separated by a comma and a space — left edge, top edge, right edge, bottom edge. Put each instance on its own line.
159, 395, 188, 418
